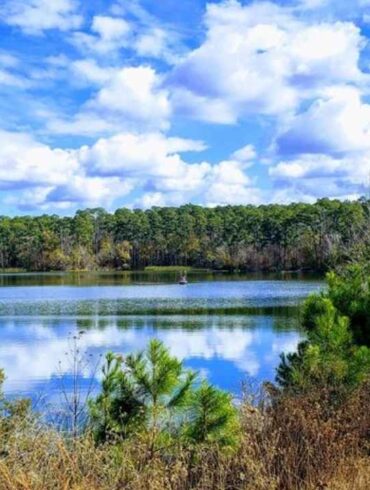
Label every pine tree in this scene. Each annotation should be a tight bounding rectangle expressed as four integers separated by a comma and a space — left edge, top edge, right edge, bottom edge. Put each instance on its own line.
89, 341, 240, 450
184, 381, 239, 448
89, 340, 196, 446
89, 353, 145, 442
276, 299, 370, 395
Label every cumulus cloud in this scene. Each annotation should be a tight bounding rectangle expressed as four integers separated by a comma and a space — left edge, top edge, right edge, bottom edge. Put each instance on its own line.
1, 0, 370, 208
276, 86, 370, 156
269, 82, 370, 202
49, 66, 171, 136
0, 130, 130, 210
169, 0, 365, 122
108, 0, 183, 63
72, 15, 131, 55
270, 152, 370, 200
0, 131, 78, 189
135, 28, 171, 59
92, 67, 170, 127
0, 129, 261, 211
231, 144, 257, 163
1, 0, 82, 35
205, 160, 262, 206
78, 133, 260, 207
68, 0, 182, 64
71, 59, 117, 85
79, 132, 206, 180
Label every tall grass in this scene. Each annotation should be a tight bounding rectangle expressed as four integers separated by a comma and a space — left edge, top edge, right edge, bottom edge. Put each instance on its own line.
0, 382, 369, 489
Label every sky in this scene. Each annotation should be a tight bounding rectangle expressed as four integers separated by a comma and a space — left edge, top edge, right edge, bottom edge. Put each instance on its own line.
0, 0, 370, 215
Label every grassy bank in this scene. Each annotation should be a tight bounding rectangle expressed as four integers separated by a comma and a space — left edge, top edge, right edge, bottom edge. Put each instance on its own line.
0, 384, 369, 490
144, 266, 209, 272
0, 268, 26, 274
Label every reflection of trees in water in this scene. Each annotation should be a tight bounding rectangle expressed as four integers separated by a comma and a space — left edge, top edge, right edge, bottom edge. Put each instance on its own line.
73, 311, 300, 333
0, 299, 310, 317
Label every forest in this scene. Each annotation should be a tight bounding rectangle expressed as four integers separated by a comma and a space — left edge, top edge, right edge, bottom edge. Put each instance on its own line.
1, 198, 370, 272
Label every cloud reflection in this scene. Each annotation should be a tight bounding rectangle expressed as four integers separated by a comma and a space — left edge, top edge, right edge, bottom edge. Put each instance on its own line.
0, 315, 302, 396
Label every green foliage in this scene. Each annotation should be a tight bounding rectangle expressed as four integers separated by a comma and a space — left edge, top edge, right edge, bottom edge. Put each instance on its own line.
277, 298, 370, 394
301, 264, 370, 346
89, 340, 238, 450
0, 369, 32, 441
326, 265, 370, 345
301, 294, 330, 331
90, 340, 196, 445
0, 199, 369, 271
279, 262, 370, 397
184, 381, 239, 447
88, 353, 145, 442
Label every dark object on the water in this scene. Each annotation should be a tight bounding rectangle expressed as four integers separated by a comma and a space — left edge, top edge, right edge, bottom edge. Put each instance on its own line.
179, 273, 188, 285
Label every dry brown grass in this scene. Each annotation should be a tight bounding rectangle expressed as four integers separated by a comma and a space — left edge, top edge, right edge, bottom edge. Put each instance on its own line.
327, 458, 370, 490
0, 383, 369, 490
0, 429, 276, 490
268, 381, 370, 489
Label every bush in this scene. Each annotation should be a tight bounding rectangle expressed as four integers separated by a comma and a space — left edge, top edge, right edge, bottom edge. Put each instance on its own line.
303, 265, 370, 346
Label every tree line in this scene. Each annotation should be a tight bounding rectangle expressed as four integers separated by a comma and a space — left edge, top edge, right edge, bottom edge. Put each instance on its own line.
1, 198, 370, 272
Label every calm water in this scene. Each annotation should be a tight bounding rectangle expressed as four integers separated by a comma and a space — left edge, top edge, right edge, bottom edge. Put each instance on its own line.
0, 272, 324, 409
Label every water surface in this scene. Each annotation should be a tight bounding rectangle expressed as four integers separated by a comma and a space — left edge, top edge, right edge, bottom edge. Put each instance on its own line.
0, 272, 324, 409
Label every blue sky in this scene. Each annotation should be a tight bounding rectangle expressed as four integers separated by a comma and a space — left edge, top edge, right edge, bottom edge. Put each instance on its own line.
0, 0, 370, 215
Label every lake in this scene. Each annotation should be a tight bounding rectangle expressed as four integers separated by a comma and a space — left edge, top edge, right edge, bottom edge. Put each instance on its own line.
0, 271, 324, 411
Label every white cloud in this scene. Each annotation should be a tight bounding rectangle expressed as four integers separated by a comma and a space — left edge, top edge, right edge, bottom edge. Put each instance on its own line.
276, 86, 370, 156
139, 192, 167, 208
1, 0, 82, 35
169, 0, 365, 122
71, 59, 117, 85
49, 66, 171, 136
0, 52, 29, 88
46, 176, 133, 208
72, 15, 131, 55
0, 129, 261, 211
0, 131, 78, 189
270, 153, 370, 201
78, 132, 208, 185
0, 130, 132, 210
78, 132, 261, 207
92, 15, 130, 41
0, 69, 28, 88
92, 67, 170, 128
169, 88, 237, 124
204, 160, 261, 206
69, 3, 181, 63
0, 53, 19, 68
109, 0, 183, 63
135, 28, 168, 58
269, 84, 370, 202
231, 144, 256, 163
134, 27, 180, 63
